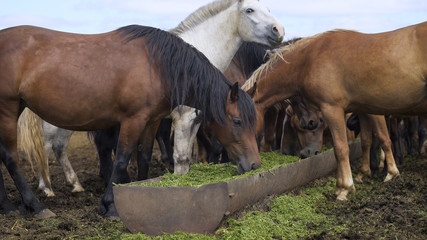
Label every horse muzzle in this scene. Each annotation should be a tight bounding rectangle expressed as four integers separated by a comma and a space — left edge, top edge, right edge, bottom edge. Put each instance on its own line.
237, 158, 261, 174
267, 24, 284, 46
300, 148, 321, 159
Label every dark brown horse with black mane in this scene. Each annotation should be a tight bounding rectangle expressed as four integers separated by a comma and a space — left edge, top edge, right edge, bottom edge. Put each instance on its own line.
244, 21, 427, 201
0, 25, 259, 217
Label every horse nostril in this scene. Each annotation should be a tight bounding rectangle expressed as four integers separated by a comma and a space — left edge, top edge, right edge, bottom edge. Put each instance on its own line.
271, 24, 284, 39
251, 163, 256, 170
315, 151, 320, 155
272, 26, 278, 33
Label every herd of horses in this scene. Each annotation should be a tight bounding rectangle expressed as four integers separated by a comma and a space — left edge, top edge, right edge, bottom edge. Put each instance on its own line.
0, 0, 426, 221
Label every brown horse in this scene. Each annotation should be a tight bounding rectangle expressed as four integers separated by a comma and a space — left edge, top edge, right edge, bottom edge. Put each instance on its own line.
244, 21, 427, 201
0, 25, 259, 217
280, 103, 327, 157
224, 41, 327, 158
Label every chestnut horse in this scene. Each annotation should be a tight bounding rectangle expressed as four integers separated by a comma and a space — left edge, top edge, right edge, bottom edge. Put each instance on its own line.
0, 25, 259, 217
244, 21, 427, 201
222, 41, 327, 159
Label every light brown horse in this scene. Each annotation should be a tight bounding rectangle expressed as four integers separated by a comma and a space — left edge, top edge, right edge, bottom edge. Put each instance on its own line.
244, 21, 427, 201
0, 25, 260, 218
224, 41, 328, 158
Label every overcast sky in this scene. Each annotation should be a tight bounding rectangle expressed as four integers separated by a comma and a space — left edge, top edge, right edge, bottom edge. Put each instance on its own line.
1, 0, 426, 40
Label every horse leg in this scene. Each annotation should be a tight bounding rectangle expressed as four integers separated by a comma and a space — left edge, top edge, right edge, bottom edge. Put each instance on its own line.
354, 114, 372, 183
53, 128, 84, 192
280, 114, 299, 155
369, 130, 380, 174
98, 118, 146, 218
196, 129, 211, 163
403, 117, 416, 155
262, 107, 279, 152
93, 128, 118, 187
171, 107, 201, 174
0, 113, 54, 218
321, 106, 354, 201
156, 118, 173, 164
136, 121, 161, 181
0, 150, 17, 214
38, 122, 55, 197
389, 117, 404, 165
275, 108, 285, 150
371, 115, 400, 182
418, 116, 427, 154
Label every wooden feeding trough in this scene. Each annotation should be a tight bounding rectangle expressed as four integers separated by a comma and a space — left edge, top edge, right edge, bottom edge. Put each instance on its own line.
113, 142, 362, 236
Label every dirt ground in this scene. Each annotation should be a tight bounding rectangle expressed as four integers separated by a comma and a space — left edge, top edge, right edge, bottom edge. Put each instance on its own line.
0, 132, 426, 239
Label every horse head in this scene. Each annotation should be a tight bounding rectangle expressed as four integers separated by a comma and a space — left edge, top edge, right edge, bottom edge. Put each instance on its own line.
210, 82, 261, 174
288, 96, 322, 131
286, 105, 327, 158
236, 0, 284, 47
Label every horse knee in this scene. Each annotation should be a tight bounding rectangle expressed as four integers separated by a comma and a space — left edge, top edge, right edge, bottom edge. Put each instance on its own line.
52, 142, 65, 157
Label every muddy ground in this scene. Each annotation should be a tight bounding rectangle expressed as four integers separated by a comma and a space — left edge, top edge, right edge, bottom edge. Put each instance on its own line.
0, 132, 425, 239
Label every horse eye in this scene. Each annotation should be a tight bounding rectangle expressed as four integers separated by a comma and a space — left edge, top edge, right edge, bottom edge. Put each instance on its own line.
233, 118, 242, 127
245, 8, 254, 14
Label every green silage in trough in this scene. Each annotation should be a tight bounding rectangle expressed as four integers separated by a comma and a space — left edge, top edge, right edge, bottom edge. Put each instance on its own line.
130, 152, 301, 188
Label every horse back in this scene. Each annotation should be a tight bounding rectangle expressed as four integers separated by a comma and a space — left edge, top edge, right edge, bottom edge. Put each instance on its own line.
0, 26, 165, 130
295, 21, 427, 114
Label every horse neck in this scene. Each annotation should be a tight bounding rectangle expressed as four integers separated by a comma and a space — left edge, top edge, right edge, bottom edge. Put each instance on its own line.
253, 62, 299, 114
177, 3, 242, 72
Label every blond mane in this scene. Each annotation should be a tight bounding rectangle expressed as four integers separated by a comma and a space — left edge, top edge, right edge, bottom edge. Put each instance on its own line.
241, 29, 356, 91
170, 0, 236, 35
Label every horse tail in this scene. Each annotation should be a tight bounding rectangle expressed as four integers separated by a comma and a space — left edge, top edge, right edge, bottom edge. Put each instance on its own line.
18, 108, 51, 191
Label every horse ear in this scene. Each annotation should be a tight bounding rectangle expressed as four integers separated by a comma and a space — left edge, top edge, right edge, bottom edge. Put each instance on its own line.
230, 82, 239, 102
248, 82, 257, 98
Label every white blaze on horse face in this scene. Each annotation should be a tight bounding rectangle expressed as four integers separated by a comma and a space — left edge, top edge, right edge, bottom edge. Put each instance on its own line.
237, 0, 284, 46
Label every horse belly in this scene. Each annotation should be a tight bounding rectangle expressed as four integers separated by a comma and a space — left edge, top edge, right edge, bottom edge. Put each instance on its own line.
20, 75, 121, 130
347, 79, 427, 115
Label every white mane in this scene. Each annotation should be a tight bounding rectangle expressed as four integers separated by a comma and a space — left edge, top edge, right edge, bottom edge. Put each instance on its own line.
170, 0, 236, 35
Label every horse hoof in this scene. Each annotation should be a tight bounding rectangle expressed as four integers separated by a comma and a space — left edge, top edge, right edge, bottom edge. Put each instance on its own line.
45, 190, 56, 197
72, 184, 85, 193
336, 185, 355, 201
336, 194, 348, 201
354, 178, 363, 184
384, 171, 400, 182
100, 203, 119, 218
336, 189, 352, 201
354, 173, 364, 184
174, 163, 190, 175
334, 188, 341, 196
35, 209, 56, 219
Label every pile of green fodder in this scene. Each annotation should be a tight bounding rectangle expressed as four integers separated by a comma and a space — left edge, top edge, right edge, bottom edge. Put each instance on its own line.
131, 152, 300, 188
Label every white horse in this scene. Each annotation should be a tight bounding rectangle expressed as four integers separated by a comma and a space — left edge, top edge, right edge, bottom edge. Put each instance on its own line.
169, 0, 284, 174
19, 0, 284, 196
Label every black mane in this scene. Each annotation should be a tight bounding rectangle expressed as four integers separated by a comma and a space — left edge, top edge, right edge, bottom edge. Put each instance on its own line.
233, 42, 272, 78
116, 25, 256, 129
